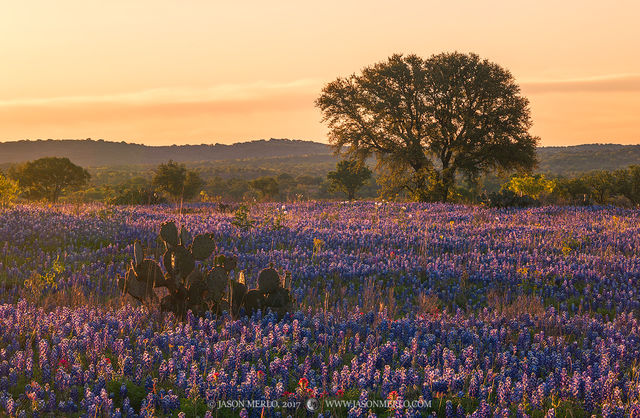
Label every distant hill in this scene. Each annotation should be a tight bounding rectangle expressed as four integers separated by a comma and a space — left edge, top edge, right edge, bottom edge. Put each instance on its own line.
0, 138, 639, 176
0, 138, 331, 167
536, 144, 640, 176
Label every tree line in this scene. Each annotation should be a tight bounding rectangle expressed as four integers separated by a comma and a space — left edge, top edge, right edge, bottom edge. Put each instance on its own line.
0, 157, 377, 204
1, 155, 639, 207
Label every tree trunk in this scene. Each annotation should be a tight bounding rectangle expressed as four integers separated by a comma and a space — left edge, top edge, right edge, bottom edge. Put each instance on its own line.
439, 167, 456, 203
408, 164, 431, 202
409, 178, 428, 202
441, 184, 450, 203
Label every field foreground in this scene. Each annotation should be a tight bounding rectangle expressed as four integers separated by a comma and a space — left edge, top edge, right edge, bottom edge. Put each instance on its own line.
1, 202, 639, 417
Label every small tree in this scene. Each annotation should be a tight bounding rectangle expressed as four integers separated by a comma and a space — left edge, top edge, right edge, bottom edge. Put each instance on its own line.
625, 165, 640, 204
554, 177, 591, 204
583, 170, 617, 204
109, 178, 166, 205
505, 173, 555, 199
249, 177, 279, 200
153, 160, 204, 203
9, 157, 90, 203
0, 173, 20, 207
183, 171, 204, 200
327, 160, 372, 200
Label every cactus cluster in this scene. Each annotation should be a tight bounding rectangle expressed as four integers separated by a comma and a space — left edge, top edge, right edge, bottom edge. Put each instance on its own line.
117, 221, 294, 318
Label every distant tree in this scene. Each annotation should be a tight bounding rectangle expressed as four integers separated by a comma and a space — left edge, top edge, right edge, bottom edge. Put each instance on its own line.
554, 177, 591, 204
9, 157, 90, 203
110, 187, 165, 205
276, 172, 294, 185
153, 160, 203, 203
625, 166, 640, 204
296, 175, 323, 186
276, 173, 295, 200
606, 166, 640, 205
327, 160, 372, 200
183, 171, 204, 200
582, 170, 617, 203
204, 176, 251, 201
249, 177, 279, 200
316, 52, 538, 202
109, 178, 166, 205
505, 173, 555, 199
0, 172, 20, 207
227, 178, 251, 200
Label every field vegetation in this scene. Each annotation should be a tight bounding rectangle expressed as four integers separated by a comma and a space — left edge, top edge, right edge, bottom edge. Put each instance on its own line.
0, 202, 639, 416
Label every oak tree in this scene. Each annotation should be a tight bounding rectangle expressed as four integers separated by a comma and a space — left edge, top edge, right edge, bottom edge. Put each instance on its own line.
316, 52, 538, 201
327, 159, 372, 200
10, 157, 90, 203
153, 160, 203, 203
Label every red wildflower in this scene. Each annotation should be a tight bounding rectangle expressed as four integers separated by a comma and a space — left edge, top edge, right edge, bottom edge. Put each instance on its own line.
299, 377, 309, 389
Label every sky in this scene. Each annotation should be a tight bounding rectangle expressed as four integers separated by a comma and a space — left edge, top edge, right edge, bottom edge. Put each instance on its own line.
1, 0, 638, 146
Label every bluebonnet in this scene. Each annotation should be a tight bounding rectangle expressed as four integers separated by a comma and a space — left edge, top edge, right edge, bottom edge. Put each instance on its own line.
0, 203, 638, 415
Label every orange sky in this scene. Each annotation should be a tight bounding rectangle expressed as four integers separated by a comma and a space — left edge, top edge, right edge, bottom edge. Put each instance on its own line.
1, 0, 638, 146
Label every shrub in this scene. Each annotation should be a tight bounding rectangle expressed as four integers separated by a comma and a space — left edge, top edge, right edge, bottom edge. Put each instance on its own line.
0, 173, 19, 207
487, 189, 539, 208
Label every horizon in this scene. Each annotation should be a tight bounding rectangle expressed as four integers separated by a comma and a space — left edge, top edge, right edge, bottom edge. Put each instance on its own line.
1, 1, 639, 146
2, 137, 640, 149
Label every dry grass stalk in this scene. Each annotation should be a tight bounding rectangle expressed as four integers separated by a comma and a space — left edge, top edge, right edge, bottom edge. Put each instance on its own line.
487, 290, 545, 319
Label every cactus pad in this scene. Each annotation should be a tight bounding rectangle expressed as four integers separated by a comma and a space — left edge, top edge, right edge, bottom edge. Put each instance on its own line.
205, 266, 228, 301
229, 280, 248, 316
243, 289, 266, 316
258, 267, 280, 294
121, 267, 157, 303
167, 245, 195, 281
191, 234, 216, 261
180, 226, 193, 247
160, 221, 179, 247
133, 240, 144, 267
223, 255, 238, 273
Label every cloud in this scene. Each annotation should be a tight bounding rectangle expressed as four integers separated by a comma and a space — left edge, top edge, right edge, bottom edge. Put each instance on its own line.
520, 74, 640, 94
0, 79, 328, 144
0, 79, 322, 108
0, 79, 323, 130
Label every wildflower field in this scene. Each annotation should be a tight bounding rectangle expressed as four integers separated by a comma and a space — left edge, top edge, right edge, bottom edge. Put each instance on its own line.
1, 202, 639, 417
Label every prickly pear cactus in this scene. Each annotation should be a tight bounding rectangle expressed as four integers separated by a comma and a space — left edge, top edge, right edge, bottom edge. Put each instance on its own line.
258, 267, 280, 293
229, 276, 248, 317
118, 220, 295, 319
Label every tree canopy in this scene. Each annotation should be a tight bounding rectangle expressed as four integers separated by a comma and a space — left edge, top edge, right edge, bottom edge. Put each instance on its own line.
249, 176, 279, 200
505, 174, 556, 199
9, 157, 90, 202
327, 160, 372, 200
153, 160, 203, 202
0, 173, 19, 207
316, 52, 538, 201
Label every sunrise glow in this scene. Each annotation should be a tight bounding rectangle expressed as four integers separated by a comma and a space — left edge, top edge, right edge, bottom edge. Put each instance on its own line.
1, 0, 638, 145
